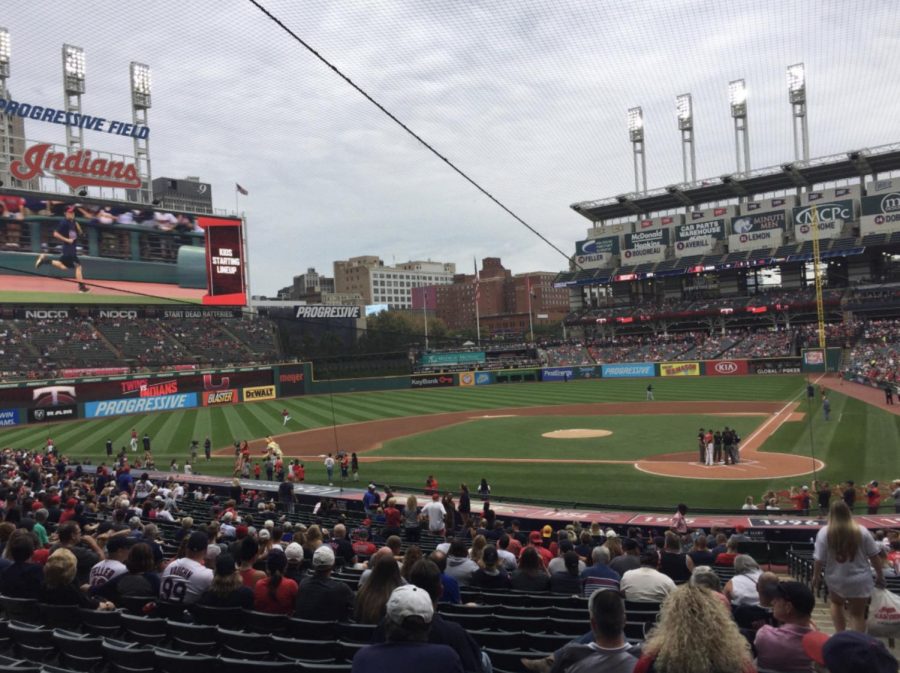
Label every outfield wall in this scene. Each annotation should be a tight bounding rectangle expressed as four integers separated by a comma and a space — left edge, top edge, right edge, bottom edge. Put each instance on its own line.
0, 350, 842, 426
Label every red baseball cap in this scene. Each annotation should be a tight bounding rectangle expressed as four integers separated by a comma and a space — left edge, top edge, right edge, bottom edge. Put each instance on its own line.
529, 531, 542, 543
66, 498, 77, 507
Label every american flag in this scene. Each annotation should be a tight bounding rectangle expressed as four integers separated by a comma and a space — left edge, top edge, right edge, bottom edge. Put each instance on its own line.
473, 257, 480, 301
235, 183, 249, 195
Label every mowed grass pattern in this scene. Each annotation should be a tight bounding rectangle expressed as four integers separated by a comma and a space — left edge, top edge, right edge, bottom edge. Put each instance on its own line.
3, 375, 899, 509
373, 415, 764, 460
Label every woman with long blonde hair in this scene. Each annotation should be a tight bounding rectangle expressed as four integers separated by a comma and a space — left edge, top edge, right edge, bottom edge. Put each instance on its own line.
813, 499, 884, 632
634, 584, 754, 673
469, 534, 487, 565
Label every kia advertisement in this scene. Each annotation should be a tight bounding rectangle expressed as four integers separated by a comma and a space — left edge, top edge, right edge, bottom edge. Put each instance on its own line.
410, 374, 456, 388
0, 186, 246, 305
704, 360, 749, 376
277, 365, 307, 397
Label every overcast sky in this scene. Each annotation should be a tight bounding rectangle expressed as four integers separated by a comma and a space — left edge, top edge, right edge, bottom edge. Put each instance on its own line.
9, 0, 900, 295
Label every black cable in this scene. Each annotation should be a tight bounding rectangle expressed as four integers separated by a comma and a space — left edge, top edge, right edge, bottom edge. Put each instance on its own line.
246, 0, 578, 270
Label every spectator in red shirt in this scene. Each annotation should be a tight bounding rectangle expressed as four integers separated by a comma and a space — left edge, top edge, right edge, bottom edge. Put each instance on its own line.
383, 499, 402, 538
867, 481, 882, 514
253, 549, 297, 615
527, 531, 554, 567
714, 538, 740, 567
58, 499, 78, 524
352, 529, 377, 558
790, 486, 811, 516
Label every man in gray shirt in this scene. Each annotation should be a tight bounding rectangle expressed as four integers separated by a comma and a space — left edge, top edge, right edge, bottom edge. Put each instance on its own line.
609, 538, 641, 576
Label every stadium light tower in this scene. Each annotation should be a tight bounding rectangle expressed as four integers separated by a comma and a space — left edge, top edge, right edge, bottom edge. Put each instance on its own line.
0, 28, 10, 187
130, 62, 153, 203
62, 44, 85, 158
787, 63, 810, 161
627, 106, 647, 195
728, 79, 751, 176
676, 93, 696, 185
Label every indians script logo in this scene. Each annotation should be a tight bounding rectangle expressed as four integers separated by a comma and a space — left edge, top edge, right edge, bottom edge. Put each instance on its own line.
714, 361, 739, 374
32, 385, 76, 407
11, 143, 142, 190
203, 374, 231, 391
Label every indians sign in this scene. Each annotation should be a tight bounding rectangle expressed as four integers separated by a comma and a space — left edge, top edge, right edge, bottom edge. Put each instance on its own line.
11, 143, 141, 190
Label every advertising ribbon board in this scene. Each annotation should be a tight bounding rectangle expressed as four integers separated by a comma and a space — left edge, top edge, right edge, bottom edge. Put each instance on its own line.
474, 372, 494, 386
749, 358, 802, 375
421, 352, 485, 366
601, 363, 655, 378
410, 374, 456, 388
85, 393, 198, 418
28, 405, 77, 423
277, 365, 306, 397
243, 386, 276, 402
860, 193, 900, 236
0, 409, 19, 427
202, 389, 239, 406
704, 360, 749, 376
660, 362, 700, 377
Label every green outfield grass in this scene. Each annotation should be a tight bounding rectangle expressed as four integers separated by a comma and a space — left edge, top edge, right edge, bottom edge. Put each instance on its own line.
372, 415, 764, 460
1, 375, 897, 510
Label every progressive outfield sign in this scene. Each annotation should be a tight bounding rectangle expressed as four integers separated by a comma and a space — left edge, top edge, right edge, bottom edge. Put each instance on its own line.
84, 393, 198, 418
600, 363, 655, 378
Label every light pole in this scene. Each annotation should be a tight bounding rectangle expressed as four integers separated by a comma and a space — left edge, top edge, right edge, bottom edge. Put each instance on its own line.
130, 62, 152, 203
787, 63, 810, 162
0, 28, 10, 187
676, 94, 696, 185
628, 106, 647, 195
729, 79, 751, 176
62, 44, 85, 160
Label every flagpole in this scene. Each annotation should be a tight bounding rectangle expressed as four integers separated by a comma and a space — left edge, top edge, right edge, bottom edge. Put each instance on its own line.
473, 257, 481, 346
423, 293, 429, 351
527, 276, 534, 343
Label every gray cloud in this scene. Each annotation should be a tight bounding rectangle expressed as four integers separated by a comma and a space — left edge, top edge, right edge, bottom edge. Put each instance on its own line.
6, 0, 900, 295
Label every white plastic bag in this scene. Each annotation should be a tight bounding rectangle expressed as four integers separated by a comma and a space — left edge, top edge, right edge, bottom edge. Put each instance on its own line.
868, 588, 900, 637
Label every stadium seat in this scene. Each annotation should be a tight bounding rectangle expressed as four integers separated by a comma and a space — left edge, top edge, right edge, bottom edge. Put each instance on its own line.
101, 639, 155, 673
269, 635, 337, 662
38, 605, 81, 631
467, 629, 523, 650
78, 608, 123, 637
286, 618, 338, 641
294, 663, 351, 673
439, 611, 494, 631
335, 641, 366, 663
153, 648, 217, 673
244, 610, 289, 635
51, 629, 104, 672
118, 596, 156, 616
0, 656, 40, 673
166, 621, 218, 654
524, 631, 574, 653
484, 648, 545, 672
8, 622, 55, 662
217, 657, 295, 673
189, 605, 244, 629
0, 598, 41, 625
216, 627, 270, 659
120, 614, 167, 645
548, 617, 589, 636
335, 622, 376, 643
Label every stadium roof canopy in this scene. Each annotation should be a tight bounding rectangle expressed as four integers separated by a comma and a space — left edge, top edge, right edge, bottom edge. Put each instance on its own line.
571, 141, 900, 223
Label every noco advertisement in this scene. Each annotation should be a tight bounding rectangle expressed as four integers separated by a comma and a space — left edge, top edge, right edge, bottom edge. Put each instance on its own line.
0, 187, 246, 306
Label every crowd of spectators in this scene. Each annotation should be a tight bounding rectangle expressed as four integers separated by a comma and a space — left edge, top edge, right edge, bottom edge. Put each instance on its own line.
538, 343, 594, 367
0, 317, 281, 382
843, 318, 900, 384
0, 450, 894, 673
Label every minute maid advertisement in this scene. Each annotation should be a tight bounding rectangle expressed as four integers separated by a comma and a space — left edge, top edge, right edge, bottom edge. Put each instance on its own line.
575, 236, 619, 269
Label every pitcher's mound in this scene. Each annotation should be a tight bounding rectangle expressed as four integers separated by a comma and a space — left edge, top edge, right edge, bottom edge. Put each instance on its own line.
543, 429, 613, 439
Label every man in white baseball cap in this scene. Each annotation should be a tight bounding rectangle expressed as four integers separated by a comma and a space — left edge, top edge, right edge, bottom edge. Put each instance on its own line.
350, 584, 463, 673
